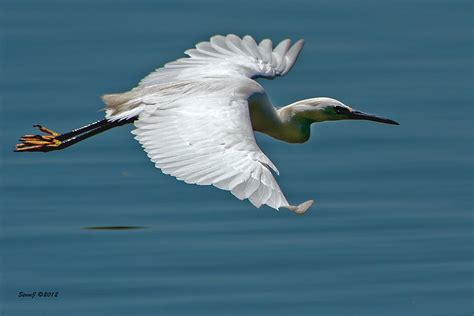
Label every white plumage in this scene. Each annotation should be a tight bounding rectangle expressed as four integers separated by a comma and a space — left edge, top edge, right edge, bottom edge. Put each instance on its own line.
104, 34, 312, 213
138, 34, 304, 87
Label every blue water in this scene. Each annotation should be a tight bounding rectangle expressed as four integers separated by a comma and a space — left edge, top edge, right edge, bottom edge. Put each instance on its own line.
1, 0, 472, 315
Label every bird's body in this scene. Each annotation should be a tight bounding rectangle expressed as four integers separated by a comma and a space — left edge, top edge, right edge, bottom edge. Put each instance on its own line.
16, 34, 399, 214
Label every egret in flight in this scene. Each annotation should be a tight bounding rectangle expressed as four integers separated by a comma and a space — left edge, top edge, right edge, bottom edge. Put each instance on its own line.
15, 34, 398, 214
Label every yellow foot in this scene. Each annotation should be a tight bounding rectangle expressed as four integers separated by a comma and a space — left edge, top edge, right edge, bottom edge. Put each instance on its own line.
15, 125, 63, 152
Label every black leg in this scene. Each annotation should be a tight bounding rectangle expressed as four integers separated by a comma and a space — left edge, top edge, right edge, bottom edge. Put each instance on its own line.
57, 118, 136, 150
56, 119, 110, 141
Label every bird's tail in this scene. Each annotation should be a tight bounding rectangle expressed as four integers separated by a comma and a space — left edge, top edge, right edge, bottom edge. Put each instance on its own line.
101, 93, 123, 112
101, 90, 143, 121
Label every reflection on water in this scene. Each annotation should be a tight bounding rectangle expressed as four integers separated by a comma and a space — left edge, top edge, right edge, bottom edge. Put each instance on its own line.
82, 226, 148, 230
1, 0, 472, 316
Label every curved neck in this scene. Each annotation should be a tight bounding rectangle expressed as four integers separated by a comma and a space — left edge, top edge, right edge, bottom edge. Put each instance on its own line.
250, 100, 313, 144
275, 105, 314, 143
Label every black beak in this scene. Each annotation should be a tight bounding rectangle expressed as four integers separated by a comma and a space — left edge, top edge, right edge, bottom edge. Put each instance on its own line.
349, 110, 399, 125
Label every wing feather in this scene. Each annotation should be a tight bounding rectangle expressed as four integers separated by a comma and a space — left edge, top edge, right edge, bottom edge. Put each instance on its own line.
131, 86, 290, 210
134, 34, 304, 89
282, 39, 305, 75
258, 39, 273, 64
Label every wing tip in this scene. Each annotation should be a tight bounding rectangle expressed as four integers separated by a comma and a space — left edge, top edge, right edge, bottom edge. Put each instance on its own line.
283, 199, 314, 215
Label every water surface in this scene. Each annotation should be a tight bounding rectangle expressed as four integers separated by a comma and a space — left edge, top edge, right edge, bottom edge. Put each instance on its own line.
1, 0, 472, 315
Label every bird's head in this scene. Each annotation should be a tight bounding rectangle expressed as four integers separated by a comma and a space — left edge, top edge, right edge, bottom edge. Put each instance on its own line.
292, 97, 399, 125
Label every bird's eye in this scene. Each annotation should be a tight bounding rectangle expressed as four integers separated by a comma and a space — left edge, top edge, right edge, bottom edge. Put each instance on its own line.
335, 106, 350, 115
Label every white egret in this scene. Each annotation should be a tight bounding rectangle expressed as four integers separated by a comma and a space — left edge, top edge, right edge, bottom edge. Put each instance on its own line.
16, 34, 398, 214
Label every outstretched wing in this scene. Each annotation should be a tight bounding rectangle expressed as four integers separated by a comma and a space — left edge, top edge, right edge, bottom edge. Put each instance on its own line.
104, 35, 313, 213
132, 84, 292, 210
104, 34, 305, 121
138, 34, 304, 87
